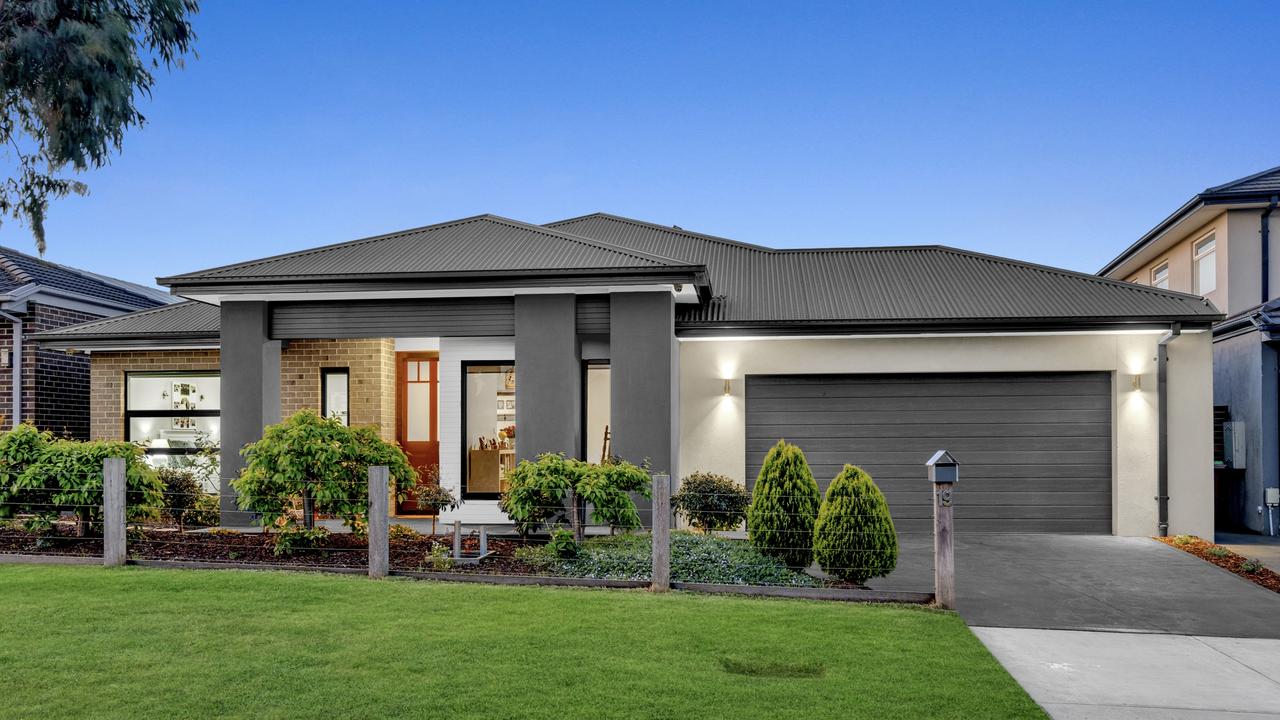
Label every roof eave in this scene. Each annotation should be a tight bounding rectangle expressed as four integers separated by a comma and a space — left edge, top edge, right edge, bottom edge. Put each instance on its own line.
676, 316, 1221, 337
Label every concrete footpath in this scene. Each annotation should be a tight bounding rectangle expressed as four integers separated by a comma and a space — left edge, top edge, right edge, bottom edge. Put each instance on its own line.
975, 627, 1280, 719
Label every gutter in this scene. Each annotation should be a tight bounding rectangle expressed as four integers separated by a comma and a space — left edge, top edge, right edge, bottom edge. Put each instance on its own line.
0, 309, 22, 427
1156, 322, 1181, 536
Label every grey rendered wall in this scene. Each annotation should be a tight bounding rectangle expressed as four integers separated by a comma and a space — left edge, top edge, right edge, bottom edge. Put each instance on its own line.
609, 292, 678, 477
219, 302, 280, 521
1213, 330, 1279, 533
514, 295, 581, 461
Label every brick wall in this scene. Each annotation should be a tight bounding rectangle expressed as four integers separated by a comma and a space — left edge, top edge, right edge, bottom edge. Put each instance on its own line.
0, 303, 103, 439
90, 339, 396, 442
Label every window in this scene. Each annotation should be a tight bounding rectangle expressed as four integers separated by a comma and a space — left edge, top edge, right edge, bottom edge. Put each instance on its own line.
1151, 262, 1169, 290
584, 363, 611, 463
462, 363, 515, 498
321, 368, 349, 425
1194, 234, 1217, 294
125, 372, 220, 486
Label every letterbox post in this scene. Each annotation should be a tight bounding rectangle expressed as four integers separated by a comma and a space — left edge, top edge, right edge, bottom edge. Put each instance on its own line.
926, 450, 959, 610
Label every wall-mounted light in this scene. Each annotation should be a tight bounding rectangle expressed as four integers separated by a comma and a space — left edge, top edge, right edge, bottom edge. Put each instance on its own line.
722, 379, 732, 396
1131, 374, 1142, 391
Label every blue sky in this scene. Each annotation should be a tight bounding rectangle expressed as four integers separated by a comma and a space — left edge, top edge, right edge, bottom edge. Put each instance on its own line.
5, 1, 1278, 287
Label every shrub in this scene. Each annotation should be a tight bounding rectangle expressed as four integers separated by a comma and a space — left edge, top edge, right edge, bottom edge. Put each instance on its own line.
10, 438, 162, 534
155, 467, 202, 531
746, 440, 821, 569
272, 525, 330, 557
389, 523, 420, 542
672, 471, 750, 533
547, 527, 579, 558
1206, 546, 1231, 558
187, 493, 221, 527
1173, 534, 1196, 546
1241, 558, 1264, 574
234, 409, 418, 534
813, 465, 898, 584
426, 541, 453, 571
499, 453, 651, 538
0, 423, 52, 519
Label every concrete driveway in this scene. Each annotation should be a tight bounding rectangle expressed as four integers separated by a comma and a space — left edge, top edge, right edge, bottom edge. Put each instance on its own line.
868, 534, 1280, 718
868, 533, 1280, 637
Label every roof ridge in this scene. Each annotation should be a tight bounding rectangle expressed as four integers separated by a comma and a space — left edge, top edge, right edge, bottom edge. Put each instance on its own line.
0, 254, 33, 285
934, 245, 1213, 305
477, 214, 695, 267
1204, 164, 1280, 194
546, 213, 775, 253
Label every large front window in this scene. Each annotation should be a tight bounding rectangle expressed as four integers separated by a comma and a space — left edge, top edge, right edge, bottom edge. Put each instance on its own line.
463, 363, 515, 498
125, 372, 220, 483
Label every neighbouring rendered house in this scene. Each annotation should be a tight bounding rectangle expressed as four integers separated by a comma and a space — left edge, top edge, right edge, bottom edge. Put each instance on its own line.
1099, 165, 1280, 536
37, 213, 1221, 536
0, 246, 170, 438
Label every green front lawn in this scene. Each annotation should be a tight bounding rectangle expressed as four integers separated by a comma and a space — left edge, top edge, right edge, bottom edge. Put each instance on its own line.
0, 565, 1044, 719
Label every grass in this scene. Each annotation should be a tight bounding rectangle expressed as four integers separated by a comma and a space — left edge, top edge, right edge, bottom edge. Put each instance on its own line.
0, 565, 1044, 719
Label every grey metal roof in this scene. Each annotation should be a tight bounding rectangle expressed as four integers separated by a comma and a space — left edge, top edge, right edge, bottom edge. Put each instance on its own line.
549, 213, 1220, 330
33, 301, 219, 344
0, 246, 166, 310
158, 214, 701, 287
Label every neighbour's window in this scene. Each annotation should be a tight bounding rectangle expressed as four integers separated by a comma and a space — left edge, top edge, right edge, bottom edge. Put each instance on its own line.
1151, 262, 1169, 290
1193, 234, 1216, 294
463, 363, 515, 498
321, 368, 350, 425
584, 363, 611, 463
125, 372, 220, 487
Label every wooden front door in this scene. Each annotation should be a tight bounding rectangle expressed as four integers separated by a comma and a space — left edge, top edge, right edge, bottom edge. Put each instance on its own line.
396, 352, 439, 515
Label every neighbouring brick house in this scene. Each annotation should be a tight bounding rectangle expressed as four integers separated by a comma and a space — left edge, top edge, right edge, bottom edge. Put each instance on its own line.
0, 246, 169, 439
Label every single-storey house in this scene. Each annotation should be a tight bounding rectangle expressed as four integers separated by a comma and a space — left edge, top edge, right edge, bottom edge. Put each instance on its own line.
37, 213, 1222, 536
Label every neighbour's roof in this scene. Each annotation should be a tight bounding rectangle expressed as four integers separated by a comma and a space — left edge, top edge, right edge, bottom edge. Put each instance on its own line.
0, 245, 167, 310
33, 301, 219, 347
550, 213, 1219, 331
158, 214, 704, 287
1099, 165, 1280, 276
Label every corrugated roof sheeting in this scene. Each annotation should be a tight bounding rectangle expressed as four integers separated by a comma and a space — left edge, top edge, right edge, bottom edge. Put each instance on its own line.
163, 215, 689, 283
37, 301, 219, 338
550, 214, 1217, 325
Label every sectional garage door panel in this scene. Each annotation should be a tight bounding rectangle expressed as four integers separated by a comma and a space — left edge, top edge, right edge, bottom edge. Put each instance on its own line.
744, 372, 1113, 534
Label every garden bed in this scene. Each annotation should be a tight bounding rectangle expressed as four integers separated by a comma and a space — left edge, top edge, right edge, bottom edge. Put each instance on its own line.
1157, 535, 1280, 594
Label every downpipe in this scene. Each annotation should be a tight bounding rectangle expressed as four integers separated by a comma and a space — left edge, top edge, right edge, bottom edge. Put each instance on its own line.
1155, 323, 1181, 537
1263, 197, 1277, 304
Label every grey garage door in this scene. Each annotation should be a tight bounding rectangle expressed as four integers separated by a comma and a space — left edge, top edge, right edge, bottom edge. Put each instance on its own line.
745, 372, 1112, 534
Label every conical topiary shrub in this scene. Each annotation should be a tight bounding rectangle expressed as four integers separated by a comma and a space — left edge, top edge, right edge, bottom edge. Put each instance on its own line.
747, 440, 821, 569
813, 464, 898, 584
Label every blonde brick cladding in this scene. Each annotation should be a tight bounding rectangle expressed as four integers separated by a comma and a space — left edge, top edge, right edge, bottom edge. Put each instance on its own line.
91, 339, 396, 442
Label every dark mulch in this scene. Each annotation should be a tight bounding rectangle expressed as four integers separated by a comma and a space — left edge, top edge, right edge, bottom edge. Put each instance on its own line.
1157, 535, 1280, 594
0, 524, 543, 574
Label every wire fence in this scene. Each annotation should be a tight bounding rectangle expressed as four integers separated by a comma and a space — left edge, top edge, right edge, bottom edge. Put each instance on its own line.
1, 463, 951, 603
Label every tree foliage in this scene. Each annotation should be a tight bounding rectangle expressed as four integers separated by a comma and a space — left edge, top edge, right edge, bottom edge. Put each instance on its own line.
499, 453, 652, 538
672, 471, 751, 533
233, 409, 418, 534
0, 0, 199, 253
746, 440, 821, 569
813, 464, 898, 584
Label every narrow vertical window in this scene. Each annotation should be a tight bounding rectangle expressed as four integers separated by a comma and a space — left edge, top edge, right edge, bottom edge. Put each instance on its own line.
584, 363, 611, 463
463, 362, 515, 498
321, 368, 349, 425
1151, 262, 1169, 290
1193, 234, 1216, 294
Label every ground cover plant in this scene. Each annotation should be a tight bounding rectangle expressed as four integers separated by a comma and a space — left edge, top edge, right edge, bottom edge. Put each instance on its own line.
517, 531, 822, 586
0, 564, 1045, 719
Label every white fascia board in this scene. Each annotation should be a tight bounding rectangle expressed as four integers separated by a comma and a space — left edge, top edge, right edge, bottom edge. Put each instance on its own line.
678, 328, 1207, 342
181, 283, 696, 305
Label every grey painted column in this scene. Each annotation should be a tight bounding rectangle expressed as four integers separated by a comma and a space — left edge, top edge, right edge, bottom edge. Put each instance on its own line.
609, 292, 678, 477
514, 294, 581, 461
219, 301, 281, 523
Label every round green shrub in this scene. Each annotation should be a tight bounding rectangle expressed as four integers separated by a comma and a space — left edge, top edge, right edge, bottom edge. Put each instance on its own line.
672, 471, 750, 533
813, 464, 898, 584
746, 440, 821, 569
